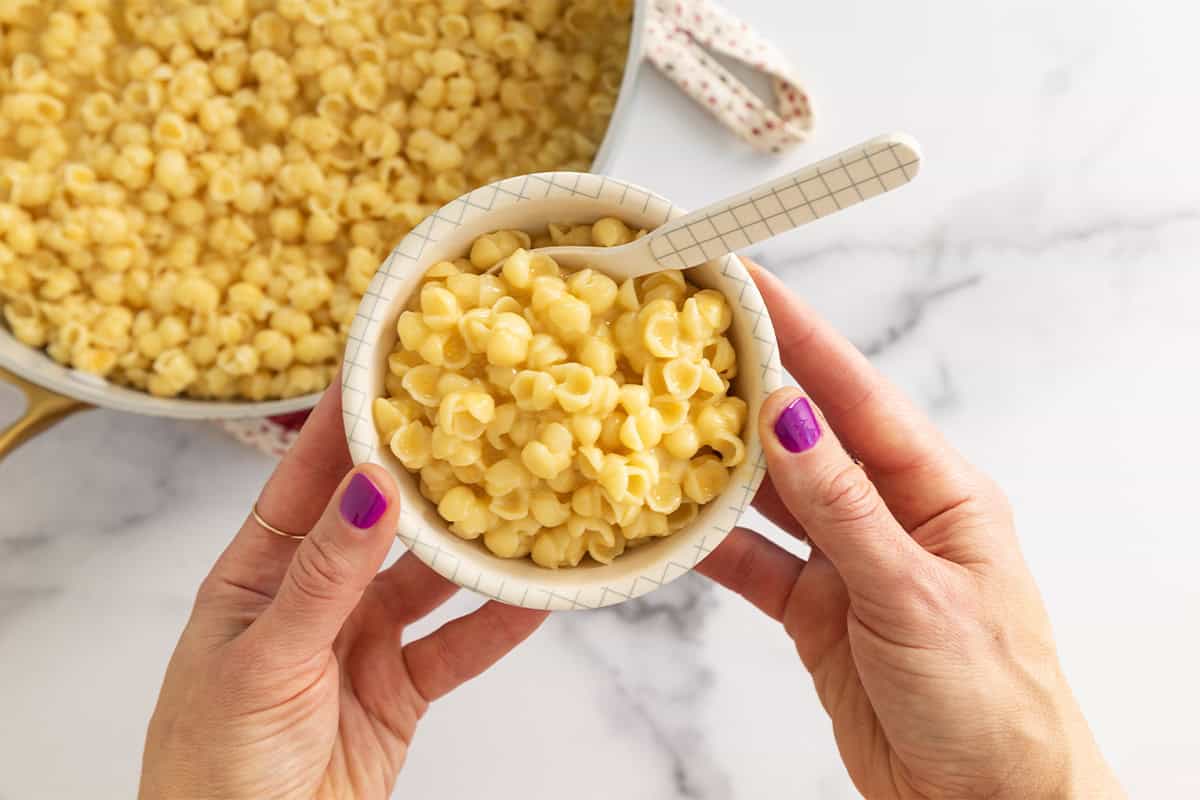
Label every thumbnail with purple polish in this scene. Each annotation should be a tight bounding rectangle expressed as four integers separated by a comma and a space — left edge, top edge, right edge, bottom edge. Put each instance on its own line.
774, 397, 821, 453
341, 474, 388, 529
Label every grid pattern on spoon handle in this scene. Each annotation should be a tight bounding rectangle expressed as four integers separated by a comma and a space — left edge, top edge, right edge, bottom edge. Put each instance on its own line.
648, 133, 922, 271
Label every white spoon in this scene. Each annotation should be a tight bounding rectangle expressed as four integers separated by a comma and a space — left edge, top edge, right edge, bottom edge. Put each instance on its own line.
495, 132, 922, 280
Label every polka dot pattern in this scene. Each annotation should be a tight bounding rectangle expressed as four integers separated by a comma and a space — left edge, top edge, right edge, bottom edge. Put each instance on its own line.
220, 415, 304, 458
645, 0, 815, 153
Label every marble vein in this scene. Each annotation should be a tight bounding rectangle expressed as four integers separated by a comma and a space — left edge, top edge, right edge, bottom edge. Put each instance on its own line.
560, 576, 731, 799
0, 586, 61, 634
750, 208, 1200, 368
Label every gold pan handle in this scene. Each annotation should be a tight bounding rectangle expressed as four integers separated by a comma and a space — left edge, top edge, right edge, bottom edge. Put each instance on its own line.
0, 366, 90, 461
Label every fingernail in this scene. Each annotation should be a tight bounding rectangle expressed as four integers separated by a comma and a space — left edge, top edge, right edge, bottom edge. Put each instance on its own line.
774, 397, 822, 453
340, 473, 388, 530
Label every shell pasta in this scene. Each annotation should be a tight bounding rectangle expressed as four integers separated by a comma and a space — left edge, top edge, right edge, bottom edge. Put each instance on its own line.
0, 0, 633, 400
376, 219, 747, 569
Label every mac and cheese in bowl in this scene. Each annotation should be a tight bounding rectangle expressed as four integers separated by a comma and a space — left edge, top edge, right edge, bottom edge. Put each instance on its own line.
374, 218, 747, 568
0, 0, 635, 402
342, 171, 780, 609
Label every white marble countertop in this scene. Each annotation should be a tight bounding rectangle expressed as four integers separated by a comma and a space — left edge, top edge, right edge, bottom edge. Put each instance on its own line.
3, 1, 1199, 797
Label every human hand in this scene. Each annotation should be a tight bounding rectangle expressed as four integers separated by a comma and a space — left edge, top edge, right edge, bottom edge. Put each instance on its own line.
699, 263, 1123, 799
140, 384, 547, 800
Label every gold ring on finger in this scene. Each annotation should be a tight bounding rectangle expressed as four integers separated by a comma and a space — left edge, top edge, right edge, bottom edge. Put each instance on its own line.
251, 504, 307, 541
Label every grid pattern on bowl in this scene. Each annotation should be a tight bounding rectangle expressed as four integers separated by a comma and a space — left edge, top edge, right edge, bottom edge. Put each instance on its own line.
342, 172, 783, 610
649, 138, 920, 270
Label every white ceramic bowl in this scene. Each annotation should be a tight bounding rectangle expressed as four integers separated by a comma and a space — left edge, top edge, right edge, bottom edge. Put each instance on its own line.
341, 172, 783, 610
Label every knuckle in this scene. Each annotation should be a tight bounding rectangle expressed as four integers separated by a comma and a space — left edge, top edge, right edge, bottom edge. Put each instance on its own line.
488, 605, 534, 647
907, 561, 954, 609
967, 470, 1013, 520
906, 564, 974, 627
429, 634, 461, 678
287, 536, 354, 603
421, 633, 468, 700
193, 573, 223, 607
985, 480, 1014, 521
727, 533, 762, 588
814, 461, 883, 526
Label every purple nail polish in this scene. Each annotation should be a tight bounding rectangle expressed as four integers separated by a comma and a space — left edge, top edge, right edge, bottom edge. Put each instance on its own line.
340, 473, 388, 530
774, 397, 822, 453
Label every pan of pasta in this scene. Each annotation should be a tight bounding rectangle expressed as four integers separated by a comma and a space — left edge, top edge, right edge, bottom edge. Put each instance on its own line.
341, 171, 783, 610
0, 0, 645, 459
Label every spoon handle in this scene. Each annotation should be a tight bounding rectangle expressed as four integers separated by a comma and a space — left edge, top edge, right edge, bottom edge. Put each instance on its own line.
645, 132, 922, 272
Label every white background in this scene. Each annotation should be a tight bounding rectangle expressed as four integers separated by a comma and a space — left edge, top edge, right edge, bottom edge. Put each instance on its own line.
2, 0, 1199, 797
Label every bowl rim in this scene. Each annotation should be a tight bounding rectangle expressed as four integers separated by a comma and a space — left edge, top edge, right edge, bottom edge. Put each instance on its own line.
342, 171, 783, 610
0, 327, 322, 419
589, 0, 648, 176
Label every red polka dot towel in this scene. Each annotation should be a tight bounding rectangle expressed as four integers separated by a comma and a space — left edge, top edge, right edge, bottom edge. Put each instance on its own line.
220, 412, 307, 459
221, 0, 813, 458
645, 0, 814, 153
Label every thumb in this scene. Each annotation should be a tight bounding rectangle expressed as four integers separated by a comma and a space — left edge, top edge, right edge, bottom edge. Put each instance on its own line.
250, 466, 400, 663
761, 388, 928, 600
